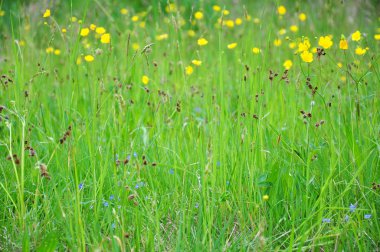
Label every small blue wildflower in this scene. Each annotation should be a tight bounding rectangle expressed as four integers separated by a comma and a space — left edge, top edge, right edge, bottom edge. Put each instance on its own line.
194, 107, 202, 113
110, 195, 115, 200
133, 152, 137, 158
78, 183, 84, 190
216, 161, 221, 167
226, 180, 230, 186
364, 214, 372, 219
195, 203, 199, 208
111, 223, 116, 229
115, 154, 119, 161
322, 218, 331, 223
135, 184, 139, 189
103, 201, 109, 207
349, 203, 356, 212
344, 215, 349, 222
169, 168, 174, 174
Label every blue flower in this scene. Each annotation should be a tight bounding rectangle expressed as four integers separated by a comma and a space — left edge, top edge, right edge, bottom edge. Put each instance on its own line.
111, 223, 116, 229
195, 203, 199, 208
322, 218, 331, 223
103, 201, 109, 207
78, 183, 84, 190
133, 152, 137, 158
110, 195, 115, 200
344, 215, 349, 222
216, 161, 221, 167
364, 214, 372, 219
349, 203, 356, 212
169, 169, 174, 174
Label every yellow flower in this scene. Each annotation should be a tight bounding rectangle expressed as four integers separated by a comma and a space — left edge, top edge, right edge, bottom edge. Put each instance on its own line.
337, 62, 343, 68
76, 57, 82, 65
298, 38, 310, 52
213, 5, 221, 12
0, 10, 5, 17
84, 55, 94, 62
227, 43, 237, 49
318, 36, 333, 49
340, 76, 346, 82
43, 9, 51, 18
131, 15, 139, 22
278, 28, 287, 35
263, 195, 269, 201
194, 11, 203, 20
277, 5, 286, 15
289, 42, 296, 49
283, 60, 293, 69
80, 28, 90, 37
61, 28, 67, 33
71, 16, 77, 22
139, 22, 146, 28
132, 43, 140, 50
19, 40, 25, 46
352, 30, 361, 41
355, 46, 367, 55
188, 30, 196, 37
90, 24, 96, 30
299, 13, 307, 21
252, 47, 261, 54
46, 47, 54, 53
192, 60, 202, 66
165, 3, 177, 13
225, 20, 234, 28
95, 27, 106, 35
156, 33, 168, 41
142, 75, 149, 85
290, 25, 298, 33
235, 18, 242, 25
223, 10, 230, 16
185, 66, 194, 75
339, 39, 348, 50
374, 34, 380, 40
198, 38, 208, 46
54, 49, 61, 55
100, 33, 110, 44
274, 39, 282, 47
300, 50, 313, 63
120, 8, 128, 15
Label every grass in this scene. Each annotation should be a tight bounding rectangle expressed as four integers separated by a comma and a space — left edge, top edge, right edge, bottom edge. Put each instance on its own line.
0, 0, 379, 251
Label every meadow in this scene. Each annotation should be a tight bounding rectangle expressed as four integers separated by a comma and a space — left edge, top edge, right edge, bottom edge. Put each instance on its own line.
0, 0, 379, 251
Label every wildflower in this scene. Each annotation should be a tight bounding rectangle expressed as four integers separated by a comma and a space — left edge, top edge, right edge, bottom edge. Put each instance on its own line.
110, 195, 115, 200
290, 25, 298, 33
235, 18, 242, 25
54, 49, 61, 55
375, 34, 380, 40
277, 5, 286, 15
103, 201, 109, 207
139, 22, 146, 28
80, 28, 90, 37
337, 62, 343, 68
165, 3, 176, 13
90, 24, 96, 30
227, 43, 237, 49
194, 11, 203, 20
225, 20, 235, 28
142, 75, 149, 85
79, 183, 84, 190
252, 47, 261, 54
95, 27, 106, 35
352, 30, 361, 41
61, 28, 67, 33
298, 38, 310, 52
188, 30, 196, 37
46, 47, 54, 53
301, 50, 313, 63
195, 203, 199, 208
223, 10, 230, 16
263, 195, 269, 201
84, 55, 94, 62
192, 60, 202, 66
156, 33, 168, 41
355, 46, 367, 55
318, 36, 333, 49
111, 223, 116, 229
71, 16, 77, 22
213, 5, 221, 12
349, 203, 357, 212
278, 28, 287, 35
43, 9, 51, 18
100, 33, 111, 44
185, 66, 194, 75
0, 10, 5, 17
339, 38, 348, 50
283, 60, 293, 69
131, 15, 139, 22
197, 38, 208, 46
274, 39, 282, 47
364, 214, 372, 219
76, 57, 82, 65
322, 218, 331, 223
120, 8, 128, 15
169, 169, 174, 174
344, 215, 350, 222
289, 42, 296, 49
19, 40, 25, 46
299, 13, 307, 21
132, 43, 140, 50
